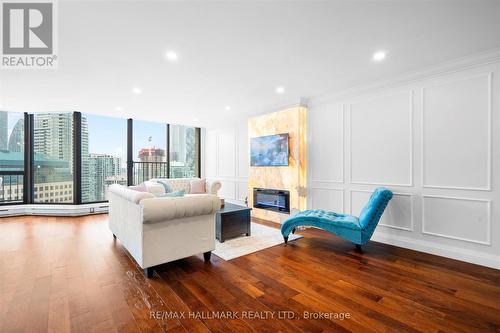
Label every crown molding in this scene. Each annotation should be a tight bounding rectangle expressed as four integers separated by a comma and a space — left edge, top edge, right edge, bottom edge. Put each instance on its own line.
312, 47, 500, 105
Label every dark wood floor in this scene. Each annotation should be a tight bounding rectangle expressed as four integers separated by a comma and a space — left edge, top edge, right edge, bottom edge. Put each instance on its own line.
0, 215, 499, 333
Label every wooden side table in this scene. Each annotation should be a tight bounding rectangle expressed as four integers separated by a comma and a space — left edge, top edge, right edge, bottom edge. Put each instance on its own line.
216, 203, 252, 243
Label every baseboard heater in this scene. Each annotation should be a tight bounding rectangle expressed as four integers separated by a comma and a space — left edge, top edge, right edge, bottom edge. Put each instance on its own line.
253, 188, 290, 213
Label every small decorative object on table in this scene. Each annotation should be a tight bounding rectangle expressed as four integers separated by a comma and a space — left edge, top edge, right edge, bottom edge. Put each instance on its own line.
220, 198, 225, 208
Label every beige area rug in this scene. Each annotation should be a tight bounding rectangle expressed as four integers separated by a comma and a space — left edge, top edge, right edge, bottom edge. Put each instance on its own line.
213, 222, 302, 260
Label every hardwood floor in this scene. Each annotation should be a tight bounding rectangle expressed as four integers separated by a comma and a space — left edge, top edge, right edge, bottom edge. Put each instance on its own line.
1, 214, 499, 333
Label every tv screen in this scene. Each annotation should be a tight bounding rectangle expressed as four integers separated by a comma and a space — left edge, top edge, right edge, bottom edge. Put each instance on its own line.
250, 133, 289, 166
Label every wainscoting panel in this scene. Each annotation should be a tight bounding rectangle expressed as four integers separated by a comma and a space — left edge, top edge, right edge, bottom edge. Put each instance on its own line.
237, 122, 249, 178
219, 179, 237, 200
349, 92, 413, 186
237, 181, 249, 202
422, 73, 491, 190
310, 104, 344, 183
422, 195, 491, 245
217, 130, 236, 178
350, 190, 414, 231
310, 188, 344, 213
205, 131, 218, 177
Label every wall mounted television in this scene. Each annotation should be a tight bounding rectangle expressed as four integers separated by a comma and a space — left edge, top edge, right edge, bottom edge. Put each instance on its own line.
250, 133, 289, 166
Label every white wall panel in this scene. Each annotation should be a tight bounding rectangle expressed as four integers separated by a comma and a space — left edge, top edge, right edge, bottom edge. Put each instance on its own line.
311, 188, 344, 213
219, 180, 236, 200
422, 74, 491, 190
349, 92, 412, 186
237, 181, 249, 202
217, 130, 236, 177
205, 131, 217, 177
422, 195, 491, 245
237, 122, 249, 178
310, 104, 343, 183
350, 190, 413, 231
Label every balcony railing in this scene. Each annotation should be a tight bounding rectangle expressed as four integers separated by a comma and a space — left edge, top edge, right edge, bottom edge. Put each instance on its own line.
132, 162, 168, 185
0, 171, 24, 204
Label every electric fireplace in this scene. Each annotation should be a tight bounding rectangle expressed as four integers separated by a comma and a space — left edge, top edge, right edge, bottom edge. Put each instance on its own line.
253, 188, 290, 213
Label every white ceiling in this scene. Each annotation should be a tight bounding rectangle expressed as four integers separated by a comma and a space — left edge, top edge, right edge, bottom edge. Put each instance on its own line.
1, 0, 500, 127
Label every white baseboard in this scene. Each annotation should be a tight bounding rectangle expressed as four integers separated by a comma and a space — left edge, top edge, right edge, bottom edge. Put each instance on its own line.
0, 203, 109, 217
371, 231, 500, 270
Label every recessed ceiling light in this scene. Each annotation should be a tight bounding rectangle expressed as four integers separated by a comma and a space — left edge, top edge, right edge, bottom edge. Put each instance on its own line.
165, 51, 178, 62
275, 86, 285, 94
115, 106, 123, 112
132, 87, 142, 94
372, 51, 386, 62
225, 106, 231, 111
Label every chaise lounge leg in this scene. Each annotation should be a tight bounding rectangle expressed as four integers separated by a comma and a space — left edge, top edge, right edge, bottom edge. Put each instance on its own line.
203, 251, 212, 262
284, 236, 288, 244
355, 244, 362, 251
144, 267, 154, 278
292, 228, 296, 234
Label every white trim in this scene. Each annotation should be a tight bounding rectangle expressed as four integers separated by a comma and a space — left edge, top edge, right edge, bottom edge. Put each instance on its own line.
421, 72, 492, 191
421, 194, 492, 246
371, 231, 500, 270
349, 189, 414, 232
310, 103, 345, 184
310, 187, 344, 213
313, 47, 500, 105
347, 91, 414, 187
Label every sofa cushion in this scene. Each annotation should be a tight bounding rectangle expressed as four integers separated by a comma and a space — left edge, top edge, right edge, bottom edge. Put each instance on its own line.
142, 181, 166, 195
190, 178, 206, 194
140, 194, 220, 224
155, 189, 186, 198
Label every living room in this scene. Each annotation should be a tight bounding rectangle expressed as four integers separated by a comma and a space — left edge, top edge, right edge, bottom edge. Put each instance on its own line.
1, 1, 500, 332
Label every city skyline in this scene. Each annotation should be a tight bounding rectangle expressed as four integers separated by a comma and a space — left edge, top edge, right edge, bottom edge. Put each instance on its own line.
1, 111, 198, 203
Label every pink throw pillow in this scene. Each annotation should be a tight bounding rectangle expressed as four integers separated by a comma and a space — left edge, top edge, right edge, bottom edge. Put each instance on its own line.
128, 184, 147, 192
190, 178, 206, 194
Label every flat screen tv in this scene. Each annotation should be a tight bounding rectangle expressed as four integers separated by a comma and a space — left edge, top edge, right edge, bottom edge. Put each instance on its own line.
250, 133, 289, 166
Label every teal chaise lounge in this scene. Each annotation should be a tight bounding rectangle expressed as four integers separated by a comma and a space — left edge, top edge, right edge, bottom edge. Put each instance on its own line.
281, 188, 393, 249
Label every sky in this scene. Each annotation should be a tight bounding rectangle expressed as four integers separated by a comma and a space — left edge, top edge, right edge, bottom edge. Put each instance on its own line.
85, 114, 167, 162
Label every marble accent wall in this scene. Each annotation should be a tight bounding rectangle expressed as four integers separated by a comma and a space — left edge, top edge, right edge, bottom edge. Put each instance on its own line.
248, 106, 307, 223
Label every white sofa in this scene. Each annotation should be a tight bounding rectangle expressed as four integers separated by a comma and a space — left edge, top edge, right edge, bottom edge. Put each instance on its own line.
107, 183, 220, 278
148, 177, 222, 196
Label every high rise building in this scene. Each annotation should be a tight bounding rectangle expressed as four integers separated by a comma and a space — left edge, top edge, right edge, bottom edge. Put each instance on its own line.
81, 116, 90, 202
137, 147, 166, 183
8, 119, 24, 153
33, 113, 73, 169
88, 153, 122, 202
0, 111, 8, 151
169, 125, 186, 163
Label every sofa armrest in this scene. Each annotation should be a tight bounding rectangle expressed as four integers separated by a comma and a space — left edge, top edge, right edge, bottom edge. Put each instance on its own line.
206, 180, 222, 195
108, 184, 154, 204
140, 194, 220, 224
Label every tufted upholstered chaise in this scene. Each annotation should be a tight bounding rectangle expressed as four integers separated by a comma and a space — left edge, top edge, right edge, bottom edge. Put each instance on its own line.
281, 188, 393, 249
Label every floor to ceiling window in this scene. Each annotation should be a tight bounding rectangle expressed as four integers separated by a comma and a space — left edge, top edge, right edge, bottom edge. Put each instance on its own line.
0, 111, 25, 204
0, 111, 201, 206
33, 113, 74, 203
82, 114, 127, 202
132, 120, 168, 184
169, 125, 199, 178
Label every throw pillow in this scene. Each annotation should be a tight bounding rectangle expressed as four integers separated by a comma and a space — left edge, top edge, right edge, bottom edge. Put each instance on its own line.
155, 189, 185, 197
156, 181, 173, 193
190, 178, 206, 194
128, 184, 147, 192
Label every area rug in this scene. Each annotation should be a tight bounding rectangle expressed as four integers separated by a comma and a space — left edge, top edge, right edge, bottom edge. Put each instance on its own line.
213, 222, 302, 260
